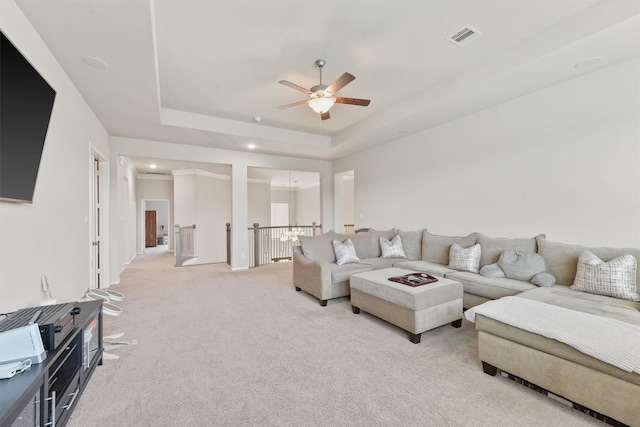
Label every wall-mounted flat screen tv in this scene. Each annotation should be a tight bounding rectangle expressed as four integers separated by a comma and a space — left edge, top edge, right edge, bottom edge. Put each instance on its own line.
0, 30, 56, 203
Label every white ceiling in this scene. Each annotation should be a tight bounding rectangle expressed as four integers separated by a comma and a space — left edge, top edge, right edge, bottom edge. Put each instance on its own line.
14, 0, 640, 186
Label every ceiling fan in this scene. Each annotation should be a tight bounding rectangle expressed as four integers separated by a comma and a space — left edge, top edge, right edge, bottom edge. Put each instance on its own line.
278, 59, 370, 120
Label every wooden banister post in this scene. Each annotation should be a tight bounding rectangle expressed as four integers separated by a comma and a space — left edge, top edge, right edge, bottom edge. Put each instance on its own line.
253, 223, 260, 267
226, 223, 231, 265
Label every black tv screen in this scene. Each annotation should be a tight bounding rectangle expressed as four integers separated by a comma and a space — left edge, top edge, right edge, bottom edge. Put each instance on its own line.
0, 30, 56, 203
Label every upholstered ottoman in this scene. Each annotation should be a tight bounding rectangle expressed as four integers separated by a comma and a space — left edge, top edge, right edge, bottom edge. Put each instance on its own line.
350, 268, 463, 343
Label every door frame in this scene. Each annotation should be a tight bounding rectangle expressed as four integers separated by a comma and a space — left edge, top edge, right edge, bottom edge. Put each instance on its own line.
141, 199, 171, 253
89, 147, 109, 289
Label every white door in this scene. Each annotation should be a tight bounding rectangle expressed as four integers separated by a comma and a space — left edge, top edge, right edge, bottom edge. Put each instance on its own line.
90, 155, 102, 289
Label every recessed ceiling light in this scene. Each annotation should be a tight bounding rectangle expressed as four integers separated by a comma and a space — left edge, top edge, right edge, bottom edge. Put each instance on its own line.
254, 116, 262, 122
81, 55, 108, 69
575, 57, 602, 69
149, 164, 157, 169
248, 143, 256, 150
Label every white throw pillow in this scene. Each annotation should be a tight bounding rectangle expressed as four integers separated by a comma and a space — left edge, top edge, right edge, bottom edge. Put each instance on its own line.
332, 238, 360, 266
380, 235, 407, 259
570, 250, 639, 301
448, 243, 481, 273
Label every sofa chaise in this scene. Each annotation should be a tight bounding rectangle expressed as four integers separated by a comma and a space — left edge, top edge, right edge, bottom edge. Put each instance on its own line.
292, 228, 640, 425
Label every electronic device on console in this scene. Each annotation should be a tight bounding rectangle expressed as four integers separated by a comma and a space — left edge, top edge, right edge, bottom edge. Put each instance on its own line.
0, 302, 81, 352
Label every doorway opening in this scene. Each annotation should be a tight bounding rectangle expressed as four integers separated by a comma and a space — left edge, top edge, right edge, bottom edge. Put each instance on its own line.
142, 199, 170, 254
89, 150, 107, 289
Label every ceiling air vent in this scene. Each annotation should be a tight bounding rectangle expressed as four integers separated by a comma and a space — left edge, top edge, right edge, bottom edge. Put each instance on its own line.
447, 25, 482, 47
145, 171, 168, 175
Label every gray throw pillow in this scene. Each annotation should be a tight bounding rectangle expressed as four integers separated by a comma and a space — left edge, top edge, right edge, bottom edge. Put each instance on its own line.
448, 243, 481, 273
380, 235, 407, 259
332, 238, 360, 266
570, 250, 639, 301
479, 264, 506, 278
497, 250, 548, 281
531, 272, 556, 287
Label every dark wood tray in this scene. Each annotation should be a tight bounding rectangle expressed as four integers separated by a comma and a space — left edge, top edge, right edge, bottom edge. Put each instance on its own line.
388, 273, 438, 287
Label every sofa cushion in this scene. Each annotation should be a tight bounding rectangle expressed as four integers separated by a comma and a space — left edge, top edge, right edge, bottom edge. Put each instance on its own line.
570, 250, 639, 301
299, 230, 336, 262
369, 228, 397, 258
393, 260, 457, 277
517, 286, 640, 325
335, 230, 377, 259
380, 235, 407, 259
330, 263, 372, 284
537, 236, 640, 288
398, 229, 423, 260
477, 233, 543, 267
359, 257, 399, 270
422, 230, 477, 265
332, 238, 360, 265
445, 270, 537, 300
448, 243, 481, 273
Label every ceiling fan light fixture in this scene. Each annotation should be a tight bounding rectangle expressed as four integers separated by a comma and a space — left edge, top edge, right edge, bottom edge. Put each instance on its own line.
308, 94, 335, 114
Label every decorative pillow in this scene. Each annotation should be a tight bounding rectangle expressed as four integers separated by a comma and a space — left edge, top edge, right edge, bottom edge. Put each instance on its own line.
479, 250, 556, 286
570, 250, 639, 301
332, 238, 360, 266
479, 264, 505, 278
497, 250, 549, 282
531, 272, 556, 287
380, 235, 407, 259
448, 243, 481, 273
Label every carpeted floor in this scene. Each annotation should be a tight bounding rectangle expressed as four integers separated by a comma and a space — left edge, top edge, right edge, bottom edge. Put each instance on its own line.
67, 251, 603, 426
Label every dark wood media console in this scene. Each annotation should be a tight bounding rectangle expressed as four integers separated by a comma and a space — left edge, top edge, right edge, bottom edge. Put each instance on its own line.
0, 300, 103, 427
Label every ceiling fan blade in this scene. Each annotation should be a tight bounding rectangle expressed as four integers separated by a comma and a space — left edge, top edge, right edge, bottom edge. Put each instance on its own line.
320, 111, 330, 120
277, 99, 309, 109
335, 97, 371, 106
326, 72, 355, 95
278, 80, 311, 94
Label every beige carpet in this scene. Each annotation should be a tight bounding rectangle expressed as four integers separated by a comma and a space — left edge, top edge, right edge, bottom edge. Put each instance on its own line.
68, 252, 602, 426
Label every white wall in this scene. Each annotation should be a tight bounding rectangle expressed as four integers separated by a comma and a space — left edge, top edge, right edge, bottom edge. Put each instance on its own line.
296, 186, 320, 226
335, 58, 640, 248
343, 176, 354, 225
271, 188, 295, 225
248, 181, 271, 227
0, 2, 110, 312
173, 170, 230, 264
117, 161, 137, 269
195, 172, 231, 263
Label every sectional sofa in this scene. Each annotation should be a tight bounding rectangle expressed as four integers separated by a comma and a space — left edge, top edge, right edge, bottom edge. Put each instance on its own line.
292, 228, 640, 426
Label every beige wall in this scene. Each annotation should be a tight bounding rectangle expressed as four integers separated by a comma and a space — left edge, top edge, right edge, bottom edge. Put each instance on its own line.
0, 1, 110, 312
335, 57, 640, 248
